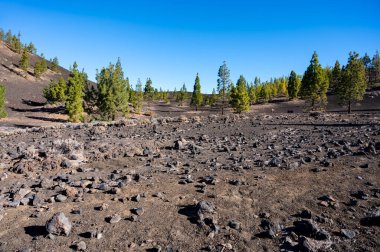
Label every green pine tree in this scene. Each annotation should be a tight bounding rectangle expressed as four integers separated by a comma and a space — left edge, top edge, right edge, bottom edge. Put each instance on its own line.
259, 84, 270, 103
287, 70, 301, 100
248, 83, 257, 104
0, 83, 8, 118
190, 73, 203, 111
210, 88, 218, 105
65, 63, 85, 122
300, 51, 329, 110
144, 78, 154, 101
43, 77, 67, 104
330, 60, 341, 93
230, 75, 250, 113
134, 78, 143, 114
336, 52, 367, 113
50, 57, 60, 72
217, 61, 231, 114
26, 42, 36, 54
19, 49, 30, 72
178, 83, 188, 106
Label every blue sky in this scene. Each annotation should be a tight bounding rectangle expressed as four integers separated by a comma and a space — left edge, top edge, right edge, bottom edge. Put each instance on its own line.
2, 0, 380, 93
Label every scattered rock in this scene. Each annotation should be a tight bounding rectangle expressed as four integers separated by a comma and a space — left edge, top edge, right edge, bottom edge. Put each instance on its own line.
108, 214, 122, 224
341, 229, 356, 239
46, 212, 72, 236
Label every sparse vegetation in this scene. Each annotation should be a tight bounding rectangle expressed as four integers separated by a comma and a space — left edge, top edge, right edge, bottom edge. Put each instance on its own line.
230, 75, 250, 113
178, 83, 188, 106
19, 48, 30, 72
96, 58, 130, 120
0, 83, 7, 118
134, 78, 144, 114
287, 70, 301, 100
50, 57, 60, 72
43, 77, 67, 104
65, 62, 85, 122
336, 52, 367, 113
300, 51, 329, 110
190, 73, 203, 111
217, 61, 231, 114
34, 58, 48, 78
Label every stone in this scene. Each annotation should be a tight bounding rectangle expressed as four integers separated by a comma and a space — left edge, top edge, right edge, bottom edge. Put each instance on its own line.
55, 194, 67, 202
65, 187, 78, 197
46, 212, 72, 236
13, 188, 31, 201
228, 220, 241, 230
75, 241, 87, 251
132, 194, 141, 202
108, 214, 121, 224
341, 229, 356, 239
132, 207, 144, 216
299, 209, 312, 219
352, 190, 369, 200
98, 183, 110, 191
298, 236, 317, 252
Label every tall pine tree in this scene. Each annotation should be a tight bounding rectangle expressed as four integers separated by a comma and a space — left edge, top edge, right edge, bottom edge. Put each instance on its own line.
300, 51, 329, 110
19, 49, 29, 72
230, 75, 250, 113
337, 52, 367, 113
330, 60, 341, 93
65, 62, 85, 122
287, 70, 301, 100
190, 73, 203, 111
217, 61, 231, 114
134, 78, 143, 114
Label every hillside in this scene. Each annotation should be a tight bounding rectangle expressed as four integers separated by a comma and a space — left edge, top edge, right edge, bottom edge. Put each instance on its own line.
0, 41, 70, 126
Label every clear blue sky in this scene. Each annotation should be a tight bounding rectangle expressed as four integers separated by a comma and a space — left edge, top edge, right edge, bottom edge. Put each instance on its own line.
2, 0, 380, 93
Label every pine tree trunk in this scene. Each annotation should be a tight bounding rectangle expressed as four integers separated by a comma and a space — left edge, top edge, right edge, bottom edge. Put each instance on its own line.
348, 100, 351, 114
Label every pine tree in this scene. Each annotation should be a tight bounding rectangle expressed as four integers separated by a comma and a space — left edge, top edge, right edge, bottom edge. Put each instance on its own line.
0, 29, 4, 42
34, 59, 48, 78
300, 51, 329, 110
26, 42, 36, 54
144, 78, 154, 101
210, 88, 218, 105
330, 61, 341, 93
254, 76, 261, 87
0, 83, 7, 118
190, 73, 203, 111
19, 49, 29, 72
65, 63, 85, 122
288, 70, 301, 100
113, 58, 129, 117
179, 83, 188, 106
278, 77, 287, 96
43, 77, 67, 104
259, 84, 270, 103
217, 61, 231, 114
230, 75, 250, 113
11, 34, 22, 53
248, 83, 257, 104
50, 57, 60, 72
134, 78, 143, 114
5, 30, 12, 45
372, 51, 380, 86
337, 52, 367, 113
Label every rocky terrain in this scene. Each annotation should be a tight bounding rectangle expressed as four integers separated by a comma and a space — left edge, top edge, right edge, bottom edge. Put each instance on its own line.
0, 112, 379, 251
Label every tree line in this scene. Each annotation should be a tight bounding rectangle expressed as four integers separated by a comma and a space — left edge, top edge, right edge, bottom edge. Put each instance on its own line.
0, 28, 61, 78
1, 42, 379, 121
